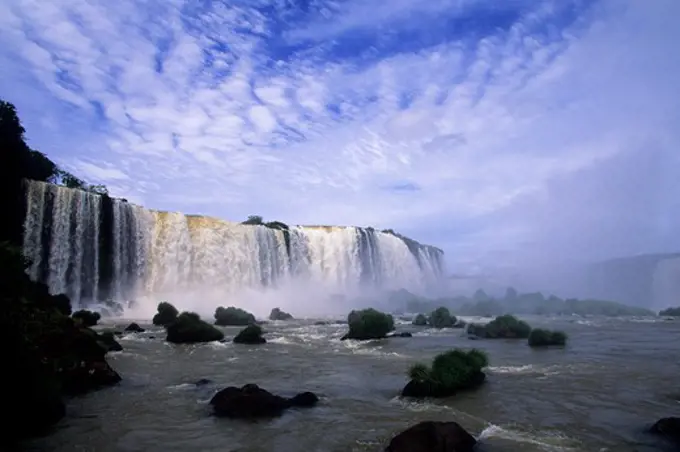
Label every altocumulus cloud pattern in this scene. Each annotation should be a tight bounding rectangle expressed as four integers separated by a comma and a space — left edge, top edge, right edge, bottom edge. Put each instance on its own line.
1, 0, 679, 270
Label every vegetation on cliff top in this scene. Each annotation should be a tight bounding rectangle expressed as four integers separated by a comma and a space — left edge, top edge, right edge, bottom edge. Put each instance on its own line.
389, 287, 655, 318
1, 99, 109, 248
659, 307, 680, 317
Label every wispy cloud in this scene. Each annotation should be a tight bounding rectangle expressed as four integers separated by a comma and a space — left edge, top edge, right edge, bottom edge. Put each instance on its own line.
1, 0, 678, 271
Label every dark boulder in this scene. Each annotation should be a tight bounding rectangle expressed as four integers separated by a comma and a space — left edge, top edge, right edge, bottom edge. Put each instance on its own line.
210, 384, 318, 418
194, 378, 212, 386
124, 322, 145, 333
97, 332, 123, 352
72, 309, 101, 327
385, 421, 477, 452
288, 391, 319, 407
152, 301, 179, 326
233, 324, 266, 344
650, 417, 680, 444
269, 307, 293, 321
214, 306, 255, 326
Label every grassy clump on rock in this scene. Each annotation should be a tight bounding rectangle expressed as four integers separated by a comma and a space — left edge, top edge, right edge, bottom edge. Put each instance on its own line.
412, 313, 427, 326
341, 308, 395, 340
528, 328, 567, 347
428, 307, 456, 328
166, 312, 225, 344
214, 306, 256, 326
402, 349, 489, 398
468, 314, 532, 339
152, 301, 178, 326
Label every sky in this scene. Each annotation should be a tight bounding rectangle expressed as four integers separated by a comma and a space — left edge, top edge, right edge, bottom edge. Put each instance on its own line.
1, 0, 679, 274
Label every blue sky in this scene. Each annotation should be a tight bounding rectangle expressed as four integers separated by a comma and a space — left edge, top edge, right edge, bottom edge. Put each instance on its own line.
1, 0, 679, 272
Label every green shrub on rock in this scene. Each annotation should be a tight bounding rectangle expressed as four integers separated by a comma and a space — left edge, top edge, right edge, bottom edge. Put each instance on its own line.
428, 307, 456, 328
341, 308, 394, 340
412, 313, 427, 326
166, 312, 225, 344
468, 314, 531, 339
528, 328, 567, 347
402, 349, 489, 398
214, 306, 256, 326
72, 309, 101, 327
152, 301, 179, 326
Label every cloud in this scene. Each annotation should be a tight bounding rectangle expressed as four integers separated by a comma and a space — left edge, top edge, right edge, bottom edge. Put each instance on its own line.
0, 0, 678, 276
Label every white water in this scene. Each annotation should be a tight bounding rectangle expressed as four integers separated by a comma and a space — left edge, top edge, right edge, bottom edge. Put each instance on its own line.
21, 181, 446, 316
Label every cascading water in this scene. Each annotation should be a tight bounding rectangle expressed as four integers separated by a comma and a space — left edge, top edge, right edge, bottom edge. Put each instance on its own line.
21, 180, 446, 315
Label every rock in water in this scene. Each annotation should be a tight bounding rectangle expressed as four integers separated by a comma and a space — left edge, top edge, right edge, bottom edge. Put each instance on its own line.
210, 384, 319, 418
385, 421, 477, 452
233, 324, 266, 344
166, 312, 225, 344
214, 306, 256, 326
124, 322, 145, 333
72, 309, 101, 327
650, 417, 680, 444
387, 332, 413, 338
152, 302, 179, 326
97, 332, 123, 352
269, 307, 293, 321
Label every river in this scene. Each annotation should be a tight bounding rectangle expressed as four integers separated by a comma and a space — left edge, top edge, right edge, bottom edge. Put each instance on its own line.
23, 315, 679, 451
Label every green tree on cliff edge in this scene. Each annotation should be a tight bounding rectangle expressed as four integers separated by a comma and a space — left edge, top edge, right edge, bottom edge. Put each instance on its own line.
0, 99, 108, 245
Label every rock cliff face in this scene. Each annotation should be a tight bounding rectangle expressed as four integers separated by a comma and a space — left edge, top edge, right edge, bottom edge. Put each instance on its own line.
20, 180, 446, 310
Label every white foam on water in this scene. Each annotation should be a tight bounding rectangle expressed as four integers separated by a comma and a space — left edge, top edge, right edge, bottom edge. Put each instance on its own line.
486, 364, 563, 376
268, 336, 296, 345
206, 340, 230, 349
412, 327, 465, 337
479, 424, 581, 451
119, 333, 151, 342
340, 339, 407, 358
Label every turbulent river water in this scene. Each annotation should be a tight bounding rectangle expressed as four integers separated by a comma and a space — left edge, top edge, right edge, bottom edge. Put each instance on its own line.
23, 315, 679, 452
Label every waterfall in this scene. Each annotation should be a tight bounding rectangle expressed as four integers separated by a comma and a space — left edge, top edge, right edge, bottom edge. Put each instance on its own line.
21, 180, 446, 314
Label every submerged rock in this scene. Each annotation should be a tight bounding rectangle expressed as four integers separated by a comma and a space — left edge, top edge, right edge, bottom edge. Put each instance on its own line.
124, 322, 145, 333
650, 417, 680, 444
385, 421, 477, 452
210, 384, 318, 418
387, 332, 413, 338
